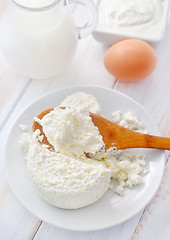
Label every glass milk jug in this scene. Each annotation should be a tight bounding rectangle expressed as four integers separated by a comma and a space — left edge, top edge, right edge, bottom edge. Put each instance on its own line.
0, 0, 97, 79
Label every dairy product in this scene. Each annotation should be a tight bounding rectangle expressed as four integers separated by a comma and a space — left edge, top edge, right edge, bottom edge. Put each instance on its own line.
105, 153, 146, 195
97, 0, 164, 38
25, 131, 111, 209
35, 107, 104, 158
112, 110, 147, 134
19, 124, 28, 131
60, 92, 102, 115
20, 92, 149, 209
0, 0, 77, 79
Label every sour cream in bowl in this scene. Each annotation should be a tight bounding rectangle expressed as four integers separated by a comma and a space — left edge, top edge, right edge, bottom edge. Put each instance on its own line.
92, 0, 169, 46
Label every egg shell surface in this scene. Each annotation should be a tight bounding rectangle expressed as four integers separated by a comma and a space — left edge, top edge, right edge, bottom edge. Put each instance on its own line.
104, 39, 157, 82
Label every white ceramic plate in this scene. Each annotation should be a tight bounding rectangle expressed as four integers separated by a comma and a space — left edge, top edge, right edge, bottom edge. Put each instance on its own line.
5, 85, 165, 231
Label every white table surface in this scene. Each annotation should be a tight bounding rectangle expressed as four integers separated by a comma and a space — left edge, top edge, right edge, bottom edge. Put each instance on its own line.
0, 1, 170, 239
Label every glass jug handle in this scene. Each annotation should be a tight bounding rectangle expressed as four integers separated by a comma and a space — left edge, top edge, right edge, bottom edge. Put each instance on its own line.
64, 0, 98, 39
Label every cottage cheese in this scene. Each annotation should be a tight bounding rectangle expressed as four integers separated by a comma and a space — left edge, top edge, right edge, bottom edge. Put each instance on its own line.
35, 107, 104, 158
25, 131, 111, 209
60, 92, 102, 115
105, 153, 146, 195
113, 110, 147, 134
20, 92, 148, 209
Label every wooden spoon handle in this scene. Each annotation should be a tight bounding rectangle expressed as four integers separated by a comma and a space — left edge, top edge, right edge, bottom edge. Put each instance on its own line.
116, 130, 170, 150
143, 135, 170, 150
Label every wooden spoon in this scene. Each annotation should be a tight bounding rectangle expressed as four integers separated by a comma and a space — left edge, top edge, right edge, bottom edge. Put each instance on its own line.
32, 108, 170, 150
90, 112, 170, 150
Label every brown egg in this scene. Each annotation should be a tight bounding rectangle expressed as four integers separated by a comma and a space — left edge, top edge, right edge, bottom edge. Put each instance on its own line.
104, 39, 157, 82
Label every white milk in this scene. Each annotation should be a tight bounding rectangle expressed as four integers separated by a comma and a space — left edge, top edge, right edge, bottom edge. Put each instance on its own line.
0, 0, 78, 79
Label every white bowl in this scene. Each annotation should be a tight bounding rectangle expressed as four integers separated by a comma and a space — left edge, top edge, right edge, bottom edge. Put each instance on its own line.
92, 0, 169, 46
